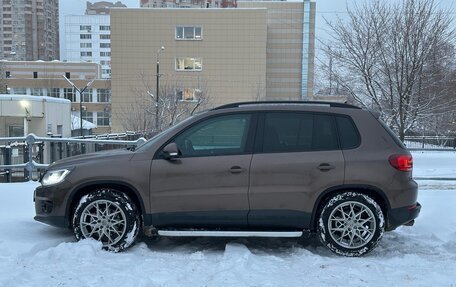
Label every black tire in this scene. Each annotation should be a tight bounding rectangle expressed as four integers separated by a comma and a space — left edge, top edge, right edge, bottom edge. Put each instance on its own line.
72, 188, 140, 252
317, 192, 384, 257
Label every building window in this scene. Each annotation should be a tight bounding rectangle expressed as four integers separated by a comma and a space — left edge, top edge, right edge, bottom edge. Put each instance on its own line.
12, 87, 26, 94
176, 26, 202, 40
80, 43, 92, 48
82, 89, 92, 102
97, 111, 110, 126
81, 111, 94, 123
100, 52, 111, 57
33, 71, 38, 78
64, 88, 75, 102
100, 34, 110, 40
102, 69, 111, 75
48, 88, 60, 98
80, 34, 92, 39
100, 43, 110, 48
175, 57, 202, 71
65, 72, 71, 79
80, 51, 92, 57
100, 60, 111, 66
31, 88, 44, 96
99, 25, 110, 31
97, 89, 110, 102
80, 25, 91, 31
177, 88, 201, 102
5, 71, 10, 78
8, 126, 24, 137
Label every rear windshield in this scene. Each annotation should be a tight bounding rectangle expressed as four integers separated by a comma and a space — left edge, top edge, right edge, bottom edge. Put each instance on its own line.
378, 120, 406, 149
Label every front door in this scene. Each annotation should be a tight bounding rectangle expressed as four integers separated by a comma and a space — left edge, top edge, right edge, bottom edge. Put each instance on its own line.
149, 113, 256, 229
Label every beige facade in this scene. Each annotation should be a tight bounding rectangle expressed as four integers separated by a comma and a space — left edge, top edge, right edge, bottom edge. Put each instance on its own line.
3, 61, 111, 134
110, 8, 268, 132
239, 1, 315, 100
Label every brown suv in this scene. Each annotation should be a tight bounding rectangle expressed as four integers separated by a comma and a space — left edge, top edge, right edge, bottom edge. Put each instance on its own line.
34, 101, 421, 256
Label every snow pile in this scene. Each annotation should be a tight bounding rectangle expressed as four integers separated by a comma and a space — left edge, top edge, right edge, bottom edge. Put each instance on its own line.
0, 152, 455, 286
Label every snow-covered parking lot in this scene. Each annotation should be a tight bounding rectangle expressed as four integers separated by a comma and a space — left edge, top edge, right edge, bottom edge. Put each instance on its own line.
0, 151, 455, 287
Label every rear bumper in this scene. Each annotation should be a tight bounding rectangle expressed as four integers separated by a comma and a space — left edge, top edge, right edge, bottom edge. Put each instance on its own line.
387, 202, 421, 231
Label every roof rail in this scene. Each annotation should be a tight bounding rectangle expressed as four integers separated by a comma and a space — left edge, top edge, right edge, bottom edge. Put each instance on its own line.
212, 101, 361, 110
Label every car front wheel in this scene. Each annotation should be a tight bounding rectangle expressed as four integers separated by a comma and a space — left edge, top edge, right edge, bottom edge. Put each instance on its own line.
72, 188, 140, 252
318, 192, 384, 257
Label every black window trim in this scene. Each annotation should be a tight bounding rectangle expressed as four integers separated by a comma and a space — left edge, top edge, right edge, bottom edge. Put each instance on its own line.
154, 111, 259, 159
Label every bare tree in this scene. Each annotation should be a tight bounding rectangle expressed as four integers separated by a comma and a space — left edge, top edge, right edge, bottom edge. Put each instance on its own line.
320, 0, 455, 140
118, 73, 211, 136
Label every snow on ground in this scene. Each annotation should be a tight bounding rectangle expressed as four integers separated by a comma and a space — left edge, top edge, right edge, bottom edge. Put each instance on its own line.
0, 152, 455, 287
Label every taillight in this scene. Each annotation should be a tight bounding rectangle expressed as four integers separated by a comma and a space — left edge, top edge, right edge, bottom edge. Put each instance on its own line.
389, 154, 413, 172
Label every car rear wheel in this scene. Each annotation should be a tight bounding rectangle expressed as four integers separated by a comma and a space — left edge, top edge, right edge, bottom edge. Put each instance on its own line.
72, 188, 140, 252
318, 192, 384, 257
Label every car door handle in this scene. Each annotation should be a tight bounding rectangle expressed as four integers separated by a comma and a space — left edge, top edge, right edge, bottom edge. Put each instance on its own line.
317, 163, 335, 171
229, 166, 246, 173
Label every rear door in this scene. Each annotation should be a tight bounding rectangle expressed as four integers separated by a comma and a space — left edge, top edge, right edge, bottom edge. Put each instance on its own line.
248, 111, 345, 229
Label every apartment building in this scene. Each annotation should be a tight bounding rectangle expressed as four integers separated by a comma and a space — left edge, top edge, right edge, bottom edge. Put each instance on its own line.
63, 2, 126, 79
0, 0, 60, 61
3, 61, 111, 134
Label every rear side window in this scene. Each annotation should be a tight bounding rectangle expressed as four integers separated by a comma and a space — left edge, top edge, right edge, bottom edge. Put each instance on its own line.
335, 116, 360, 149
262, 112, 338, 153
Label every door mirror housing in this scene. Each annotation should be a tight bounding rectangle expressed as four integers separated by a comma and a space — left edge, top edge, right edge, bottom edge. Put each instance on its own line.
162, 142, 180, 160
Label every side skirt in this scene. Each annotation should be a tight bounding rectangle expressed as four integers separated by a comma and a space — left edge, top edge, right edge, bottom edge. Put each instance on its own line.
157, 230, 303, 238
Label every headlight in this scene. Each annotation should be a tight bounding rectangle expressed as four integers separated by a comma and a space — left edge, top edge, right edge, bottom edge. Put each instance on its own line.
41, 169, 71, 186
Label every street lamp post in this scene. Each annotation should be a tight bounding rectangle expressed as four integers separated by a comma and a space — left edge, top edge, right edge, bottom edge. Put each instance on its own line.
156, 46, 165, 132
63, 76, 95, 138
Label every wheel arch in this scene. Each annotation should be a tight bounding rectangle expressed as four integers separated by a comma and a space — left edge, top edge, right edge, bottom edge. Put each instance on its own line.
66, 180, 147, 228
310, 184, 391, 231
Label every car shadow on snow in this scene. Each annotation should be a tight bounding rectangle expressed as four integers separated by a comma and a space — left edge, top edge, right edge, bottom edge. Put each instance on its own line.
138, 234, 332, 257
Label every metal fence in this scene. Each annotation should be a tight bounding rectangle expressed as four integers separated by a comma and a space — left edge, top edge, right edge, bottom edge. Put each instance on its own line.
404, 136, 456, 151
0, 134, 146, 182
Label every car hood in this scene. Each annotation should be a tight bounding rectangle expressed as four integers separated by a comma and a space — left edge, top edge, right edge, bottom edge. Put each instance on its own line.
48, 149, 134, 170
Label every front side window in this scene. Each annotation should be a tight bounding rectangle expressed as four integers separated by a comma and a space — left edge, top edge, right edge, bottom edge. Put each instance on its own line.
175, 57, 202, 71
176, 26, 202, 40
262, 112, 338, 153
173, 114, 251, 157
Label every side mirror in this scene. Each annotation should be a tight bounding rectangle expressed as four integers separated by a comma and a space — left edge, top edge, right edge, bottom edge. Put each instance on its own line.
162, 142, 180, 160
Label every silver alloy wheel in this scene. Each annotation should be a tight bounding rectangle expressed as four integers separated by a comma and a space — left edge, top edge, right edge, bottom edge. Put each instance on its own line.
327, 201, 376, 249
79, 199, 127, 247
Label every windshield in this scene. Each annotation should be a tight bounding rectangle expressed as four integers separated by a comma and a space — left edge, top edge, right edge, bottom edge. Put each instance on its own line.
134, 115, 195, 152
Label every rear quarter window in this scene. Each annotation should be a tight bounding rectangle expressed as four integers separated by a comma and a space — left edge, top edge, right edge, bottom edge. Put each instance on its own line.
335, 116, 361, 149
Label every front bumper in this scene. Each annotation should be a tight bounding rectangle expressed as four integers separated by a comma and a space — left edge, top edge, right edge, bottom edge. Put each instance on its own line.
34, 180, 73, 228
387, 202, 421, 231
